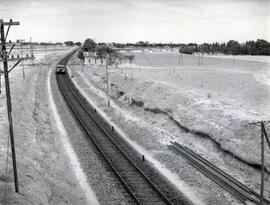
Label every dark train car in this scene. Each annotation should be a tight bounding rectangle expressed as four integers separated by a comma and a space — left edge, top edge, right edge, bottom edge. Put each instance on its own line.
56, 64, 66, 74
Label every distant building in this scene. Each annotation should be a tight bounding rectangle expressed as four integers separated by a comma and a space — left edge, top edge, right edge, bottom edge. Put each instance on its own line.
83, 51, 96, 65
113, 47, 142, 53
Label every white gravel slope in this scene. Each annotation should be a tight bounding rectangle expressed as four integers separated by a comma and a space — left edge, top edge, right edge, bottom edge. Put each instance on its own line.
0, 49, 98, 205
84, 52, 270, 170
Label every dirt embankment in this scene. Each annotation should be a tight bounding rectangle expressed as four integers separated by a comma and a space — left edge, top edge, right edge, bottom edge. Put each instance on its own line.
85, 66, 270, 171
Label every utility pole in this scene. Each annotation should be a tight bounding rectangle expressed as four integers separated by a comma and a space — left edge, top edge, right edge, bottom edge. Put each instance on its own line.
261, 121, 270, 149
0, 59, 2, 93
44, 43, 48, 67
0, 19, 20, 193
250, 120, 270, 205
260, 121, 270, 205
19, 39, 25, 78
0, 19, 35, 193
179, 53, 184, 65
260, 121, 264, 205
30, 37, 34, 69
178, 52, 183, 65
198, 53, 203, 66
106, 53, 110, 107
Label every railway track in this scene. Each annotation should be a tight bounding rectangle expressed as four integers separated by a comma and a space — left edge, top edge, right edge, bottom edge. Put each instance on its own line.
55, 53, 175, 205
169, 142, 270, 205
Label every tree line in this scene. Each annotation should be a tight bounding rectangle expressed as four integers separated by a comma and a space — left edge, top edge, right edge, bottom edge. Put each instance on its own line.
112, 39, 270, 56
179, 39, 270, 55
23, 38, 268, 56
17, 38, 269, 56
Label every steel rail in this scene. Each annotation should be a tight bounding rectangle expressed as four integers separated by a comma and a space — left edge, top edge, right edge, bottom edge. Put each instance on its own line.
169, 145, 248, 203
57, 76, 143, 205
55, 54, 174, 205
173, 142, 270, 204
170, 142, 270, 205
59, 75, 173, 204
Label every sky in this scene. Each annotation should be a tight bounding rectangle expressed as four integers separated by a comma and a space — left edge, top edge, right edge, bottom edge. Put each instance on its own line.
1, 0, 269, 43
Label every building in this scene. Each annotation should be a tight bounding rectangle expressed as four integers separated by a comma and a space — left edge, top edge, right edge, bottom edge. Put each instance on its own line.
83, 51, 96, 65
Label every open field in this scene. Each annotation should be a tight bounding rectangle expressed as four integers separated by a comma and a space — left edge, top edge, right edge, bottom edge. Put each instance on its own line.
119, 52, 270, 116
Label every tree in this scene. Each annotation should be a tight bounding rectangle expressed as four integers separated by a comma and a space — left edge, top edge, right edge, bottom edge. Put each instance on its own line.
83, 38, 97, 52
124, 54, 135, 63
179, 46, 195, 54
255, 39, 270, 55
64, 41, 74, 46
96, 45, 107, 63
96, 44, 114, 55
108, 51, 122, 66
77, 50, 84, 61
75, 42, 82, 46
226, 40, 241, 55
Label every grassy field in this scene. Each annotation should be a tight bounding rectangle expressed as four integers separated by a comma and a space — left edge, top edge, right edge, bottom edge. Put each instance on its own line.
120, 51, 270, 116
132, 51, 268, 67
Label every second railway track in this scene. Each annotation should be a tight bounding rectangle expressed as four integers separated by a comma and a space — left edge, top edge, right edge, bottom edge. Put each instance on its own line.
169, 142, 270, 205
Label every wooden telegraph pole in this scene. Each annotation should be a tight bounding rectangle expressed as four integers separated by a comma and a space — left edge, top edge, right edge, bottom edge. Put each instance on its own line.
45, 43, 48, 67
261, 121, 270, 205
19, 39, 25, 78
260, 121, 265, 205
106, 53, 110, 107
30, 37, 34, 68
1, 18, 20, 193
0, 57, 2, 93
250, 120, 270, 205
261, 121, 270, 149
0, 19, 35, 193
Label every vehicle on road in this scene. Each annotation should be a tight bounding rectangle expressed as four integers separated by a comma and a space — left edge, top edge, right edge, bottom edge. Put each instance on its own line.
56, 64, 66, 74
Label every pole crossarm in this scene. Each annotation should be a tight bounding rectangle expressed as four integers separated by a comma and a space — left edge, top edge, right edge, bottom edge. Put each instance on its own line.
0, 42, 29, 46
8, 59, 21, 73
0, 56, 35, 62
3, 20, 20, 26
0, 19, 19, 41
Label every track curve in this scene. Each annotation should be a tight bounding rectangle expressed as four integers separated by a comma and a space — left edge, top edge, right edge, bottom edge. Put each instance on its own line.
55, 51, 176, 205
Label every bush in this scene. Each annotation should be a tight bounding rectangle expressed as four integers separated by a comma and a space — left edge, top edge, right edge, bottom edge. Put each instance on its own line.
179, 46, 195, 54
77, 50, 84, 61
